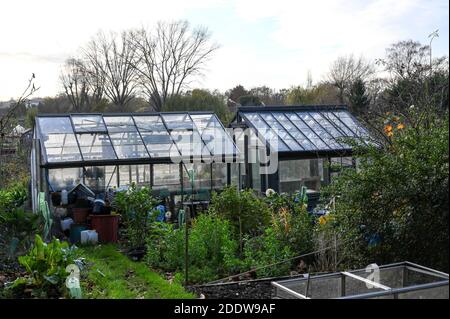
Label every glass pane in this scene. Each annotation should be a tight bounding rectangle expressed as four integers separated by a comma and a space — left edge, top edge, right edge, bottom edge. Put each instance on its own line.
191, 114, 237, 157
321, 111, 356, 137
71, 115, 106, 133
309, 112, 348, 148
109, 131, 148, 159
272, 112, 317, 150
241, 113, 289, 152
134, 115, 182, 159
287, 113, 330, 150
133, 115, 167, 131
161, 113, 193, 130
299, 112, 343, 149
259, 112, 303, 151
153, 164, 181, 190
104, 116, 137, 133
183, 163, 211, 191
76, 133, 116, 160
104, 166, 118, 189
117, 165, 149, 187
84, 166, 106, 192
170, 129, 210, 158
333, 111, 370, 138
42, 133, 82, 162
140, 132, 179, 158
37, 117, 73, 135
279, 159, 325, 192
48, 168, 83, 191
212, 163, 227, 189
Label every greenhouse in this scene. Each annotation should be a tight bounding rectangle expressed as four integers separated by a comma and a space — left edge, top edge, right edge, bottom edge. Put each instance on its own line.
231, 105, 371, 204
30, 112, 240, 213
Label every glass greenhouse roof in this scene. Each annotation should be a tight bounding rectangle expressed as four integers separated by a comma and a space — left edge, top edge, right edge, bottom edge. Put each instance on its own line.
238, 106, 370, 153
36, 113, 238, 167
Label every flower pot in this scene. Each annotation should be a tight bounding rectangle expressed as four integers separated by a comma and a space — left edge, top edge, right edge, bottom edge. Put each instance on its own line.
90, 214, 120, 243
72, 207, 91, 224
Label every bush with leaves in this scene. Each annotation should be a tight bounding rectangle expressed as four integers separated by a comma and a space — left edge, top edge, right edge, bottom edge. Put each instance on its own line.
208, 186, 271, 239
114, 183, 159, 249
242, 227, 294, 278
0, 181, 39, 259
265, 191, 314, 256
8, 235, 76, 298
321, 113, 449, 271
146, 214, 240, 284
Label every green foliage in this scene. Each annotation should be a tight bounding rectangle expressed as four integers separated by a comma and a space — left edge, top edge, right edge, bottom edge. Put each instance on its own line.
208, 186, 271, 238
163, 89, 232, 124
77, 245, 194, 299
9, 235, 76, 298
265, 192, 314, 256
238, 95, 263, 106
146, 214, 239, 284
24, 107, 38, 129
285, 83, 340, 105
242, 227, 294, 278
0, 181, 38, 257
321, 115, 449, 271
348, 78, 370, 116
113, 183, 159, 249
0, 182, 28, 212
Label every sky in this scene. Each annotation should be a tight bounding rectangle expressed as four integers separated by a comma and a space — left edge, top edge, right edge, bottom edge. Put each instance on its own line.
0, 0, 448, 101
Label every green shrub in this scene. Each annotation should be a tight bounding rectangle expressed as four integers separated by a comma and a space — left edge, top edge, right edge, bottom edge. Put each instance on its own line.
146, 214, 240, 284
114, 183, 159, 249
321, 115, 449, 271
265, 192, 314, 255
9, 235, 76, 298
0, 181, 28, 213
242, 227, 294, 278
209, 186, 271, 238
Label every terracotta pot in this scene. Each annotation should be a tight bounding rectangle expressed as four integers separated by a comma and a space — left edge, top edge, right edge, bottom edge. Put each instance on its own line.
90, 214, 120, 243
72, 207, 91, 224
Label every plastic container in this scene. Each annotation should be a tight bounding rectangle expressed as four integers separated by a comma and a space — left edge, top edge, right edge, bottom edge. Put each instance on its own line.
60, 217, 74, 231
90, 214, 120, 243
70, 224, 88, 244
72, 207, 91, 224
80, 230, 98, 245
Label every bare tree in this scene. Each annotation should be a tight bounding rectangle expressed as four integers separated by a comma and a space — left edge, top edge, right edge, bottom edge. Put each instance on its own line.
327, 55, 375, 103
82, 31, 138, 110
60, 58, 90, 112
0, 74, 39, 137
130, 20, 219, 111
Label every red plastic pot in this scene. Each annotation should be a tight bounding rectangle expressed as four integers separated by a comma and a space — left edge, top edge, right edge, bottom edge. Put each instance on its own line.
72, 208, 91, 224
90, 214, 120, 243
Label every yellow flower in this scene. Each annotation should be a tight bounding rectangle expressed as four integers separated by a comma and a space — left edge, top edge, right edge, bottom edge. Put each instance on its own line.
397, 123, 405, 130
319, 215, 327, 225
387, 131, 394, 137
384, 124, 393, 133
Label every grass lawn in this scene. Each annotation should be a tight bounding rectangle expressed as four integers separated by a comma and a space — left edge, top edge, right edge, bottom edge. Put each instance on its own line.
77, 244, 195, 299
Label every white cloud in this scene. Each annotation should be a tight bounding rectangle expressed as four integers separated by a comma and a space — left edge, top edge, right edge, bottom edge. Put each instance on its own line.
0, 0, 448, 100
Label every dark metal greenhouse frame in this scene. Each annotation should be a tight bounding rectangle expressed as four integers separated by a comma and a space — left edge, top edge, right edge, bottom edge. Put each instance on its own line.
230, 105, 371, 193
30, 111, 241, 212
